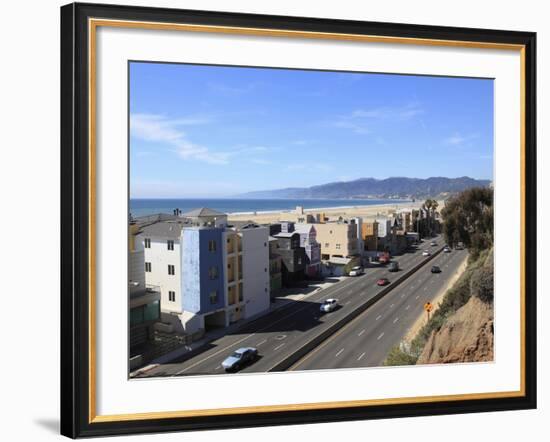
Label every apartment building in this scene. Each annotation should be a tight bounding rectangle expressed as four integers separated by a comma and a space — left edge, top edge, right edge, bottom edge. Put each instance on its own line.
293, 223, 321, 278
361, 220, 379, 251
271, 222, 307, 286
136, 208, 269, 336
268, 237, 283, 295
314, 220, 359, 260
128, 222, 161, 353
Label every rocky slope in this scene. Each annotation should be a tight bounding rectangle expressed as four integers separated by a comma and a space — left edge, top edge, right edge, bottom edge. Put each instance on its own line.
417, 296, 494, 364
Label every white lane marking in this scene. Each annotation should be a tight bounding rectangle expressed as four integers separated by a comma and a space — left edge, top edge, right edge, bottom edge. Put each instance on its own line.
335, 348, 344, 357
345, 300, 351, 305
376, 315, 382, 321
393, 317, 399, 324
215, 365, 221, 370
390, 304, 395, 308
256, 339, 267, 347
416, 295, 420, 300
274, 343, 285, 351
405, 305, 410, 310
358, 329, 365, 336
377, 332, 385, 340
357, 352, 366, 361
401, 294, 405, 298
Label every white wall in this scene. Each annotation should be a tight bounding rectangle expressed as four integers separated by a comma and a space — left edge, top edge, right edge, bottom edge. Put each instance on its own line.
141, 235, 182, 314
0, 1, 547, 442
240, 226, 271, 318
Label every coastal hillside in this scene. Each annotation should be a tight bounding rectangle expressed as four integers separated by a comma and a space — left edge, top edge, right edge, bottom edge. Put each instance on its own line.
417, 295, 493, 364
239, 176, 491, 200
384, 247, 494, 367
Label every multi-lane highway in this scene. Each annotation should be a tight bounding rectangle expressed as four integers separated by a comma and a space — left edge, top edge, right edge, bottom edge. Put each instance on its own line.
137, 235, 452, 377
289, 247, 468, 370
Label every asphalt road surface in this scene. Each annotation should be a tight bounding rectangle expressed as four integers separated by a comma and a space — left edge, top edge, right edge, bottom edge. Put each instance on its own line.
289, 247, 469, 371
137, 236, 447, 377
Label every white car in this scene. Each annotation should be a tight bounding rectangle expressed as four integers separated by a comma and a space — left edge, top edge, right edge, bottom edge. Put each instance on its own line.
320, 298, 339, 313
443, 246, 451, 253
348, 266, 364, 276
422, 250, 431, 257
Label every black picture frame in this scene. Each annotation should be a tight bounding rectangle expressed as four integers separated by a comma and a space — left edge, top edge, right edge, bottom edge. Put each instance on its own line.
61, 2, 537, 438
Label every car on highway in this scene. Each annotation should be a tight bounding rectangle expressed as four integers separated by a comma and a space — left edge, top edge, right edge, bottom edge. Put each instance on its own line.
320, 298, 339, 313
348, 266, 364, 276
430, 241, 438, 247
388, 261, 399, 272
443, 246, 451, 253
422, 250, 431, 256
221, 347, 258, 371
455, 242, 465, 250
431, 265, 442, 273
377, 277, 390, 286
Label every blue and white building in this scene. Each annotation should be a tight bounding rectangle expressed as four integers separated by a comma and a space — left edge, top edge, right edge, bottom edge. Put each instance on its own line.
136, 208, 270, 336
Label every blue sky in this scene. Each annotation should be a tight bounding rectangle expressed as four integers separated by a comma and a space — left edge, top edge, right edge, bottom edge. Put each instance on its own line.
130, 62, 493, 198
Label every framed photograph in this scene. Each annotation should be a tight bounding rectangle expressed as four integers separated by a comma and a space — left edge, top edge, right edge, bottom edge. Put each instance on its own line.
60, 2, 537, 438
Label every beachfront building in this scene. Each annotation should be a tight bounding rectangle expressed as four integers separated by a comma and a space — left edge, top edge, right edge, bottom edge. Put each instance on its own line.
136, 208, 270, 336
294, 223, 322, 278
314, 219, 360, 260
361, 220, 379, 252
268, 237, 283, 296
271, 222, 307, 286
128, 222, 161, 359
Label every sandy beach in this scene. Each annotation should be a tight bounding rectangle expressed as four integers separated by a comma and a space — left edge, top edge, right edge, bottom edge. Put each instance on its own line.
228, 200, 441, 224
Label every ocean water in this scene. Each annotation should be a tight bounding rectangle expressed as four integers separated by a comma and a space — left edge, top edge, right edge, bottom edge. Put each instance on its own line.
129, 198, 409, 218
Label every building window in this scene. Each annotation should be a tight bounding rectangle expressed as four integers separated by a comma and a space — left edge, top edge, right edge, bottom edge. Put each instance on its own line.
209, 290, 218, 304
325, 243, 329, 248
168, 291, 175, 302
144, 238, 151, 248
208, 239, 217, 252
336, 244, 341, 249
264, 268, 267, 272
168, 264, 175, 275
145, 262, 151, 272
208, 266, 219, 280
264, 242, 267, 247
167, 240, 174, 251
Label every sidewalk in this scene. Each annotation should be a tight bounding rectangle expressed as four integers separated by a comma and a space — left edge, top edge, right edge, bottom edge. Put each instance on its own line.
130, 275, 347, 377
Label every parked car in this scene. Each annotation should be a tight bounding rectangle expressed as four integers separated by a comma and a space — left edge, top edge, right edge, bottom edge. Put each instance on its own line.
320, 298, 339, 313
348, 266, 364, 276
221, 347, 258, 371
422, 250, 431, 256
456, 242, 465, 250
443, 246, 451, 253
431, 265, 442, 273
388, 261, 399, 272
377, 277, 390, 286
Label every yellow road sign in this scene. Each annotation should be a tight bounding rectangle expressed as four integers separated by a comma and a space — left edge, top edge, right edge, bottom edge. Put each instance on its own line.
424, 302, 433, 313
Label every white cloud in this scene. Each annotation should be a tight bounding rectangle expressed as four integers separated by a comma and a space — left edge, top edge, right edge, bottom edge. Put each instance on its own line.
444, 132, 478, 146
331, 102, 423, 134
130, 113, 271, 165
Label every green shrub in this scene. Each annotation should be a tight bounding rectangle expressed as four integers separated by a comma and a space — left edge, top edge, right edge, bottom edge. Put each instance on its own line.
384, 345, 418, 366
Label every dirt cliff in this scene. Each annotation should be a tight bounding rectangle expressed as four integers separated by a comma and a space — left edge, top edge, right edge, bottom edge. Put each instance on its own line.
417, 295, 493, 364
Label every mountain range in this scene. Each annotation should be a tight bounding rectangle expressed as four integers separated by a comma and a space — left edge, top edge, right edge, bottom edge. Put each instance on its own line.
238, 176, 491, 200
